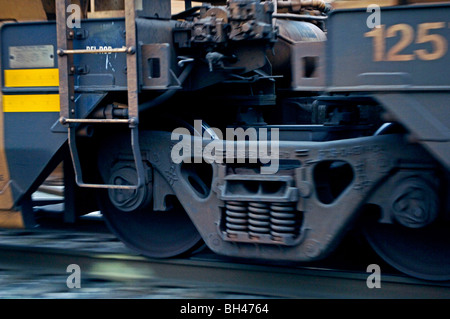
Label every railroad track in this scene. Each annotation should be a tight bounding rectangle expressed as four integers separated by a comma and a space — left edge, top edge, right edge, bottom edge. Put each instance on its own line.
0, 227, 449, 299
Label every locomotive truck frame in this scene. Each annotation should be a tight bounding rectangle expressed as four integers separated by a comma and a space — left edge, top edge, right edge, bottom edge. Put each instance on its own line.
0, 0, 449, 281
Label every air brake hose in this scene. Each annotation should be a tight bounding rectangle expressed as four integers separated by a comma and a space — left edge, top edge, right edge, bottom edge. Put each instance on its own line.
139, 63, 194, 113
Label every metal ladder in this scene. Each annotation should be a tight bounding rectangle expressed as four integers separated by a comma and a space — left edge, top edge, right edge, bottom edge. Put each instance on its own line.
56, 0, 145, 190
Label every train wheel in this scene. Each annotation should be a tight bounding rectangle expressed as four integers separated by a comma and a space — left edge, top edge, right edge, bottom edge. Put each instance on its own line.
363, 175, 450, 281
365, 124, 450, 280
364, 222, 450, 281
98, 163, 203, 258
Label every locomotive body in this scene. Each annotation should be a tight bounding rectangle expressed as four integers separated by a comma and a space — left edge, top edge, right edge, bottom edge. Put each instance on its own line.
0, 0, 449, 280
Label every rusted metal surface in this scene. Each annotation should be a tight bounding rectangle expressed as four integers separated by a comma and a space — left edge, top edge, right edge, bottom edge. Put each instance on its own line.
125, 0, 138, 120
56, 0, 72, 121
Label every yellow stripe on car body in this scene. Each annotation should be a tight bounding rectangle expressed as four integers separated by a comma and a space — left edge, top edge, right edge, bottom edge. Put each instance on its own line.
2, 94, 60, 112
4, 68, 59, 87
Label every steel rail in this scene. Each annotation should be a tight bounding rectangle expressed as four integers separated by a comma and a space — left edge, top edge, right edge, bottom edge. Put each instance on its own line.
0, 231, 448, 299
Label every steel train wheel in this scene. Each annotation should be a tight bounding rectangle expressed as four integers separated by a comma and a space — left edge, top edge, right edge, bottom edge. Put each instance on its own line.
364, 222, 450, 281
363, 123, 450, 280
95, 116, 218, 258
97, 151, 203, 259
99, 189, 204, 258
95, 116, 217, 259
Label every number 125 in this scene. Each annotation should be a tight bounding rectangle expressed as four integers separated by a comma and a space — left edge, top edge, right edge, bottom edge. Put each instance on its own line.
364, 22, 448, 62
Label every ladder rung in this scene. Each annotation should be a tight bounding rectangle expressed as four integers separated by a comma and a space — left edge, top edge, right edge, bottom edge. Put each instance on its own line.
57, 47, 134, 56
61, 118, 133, 125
